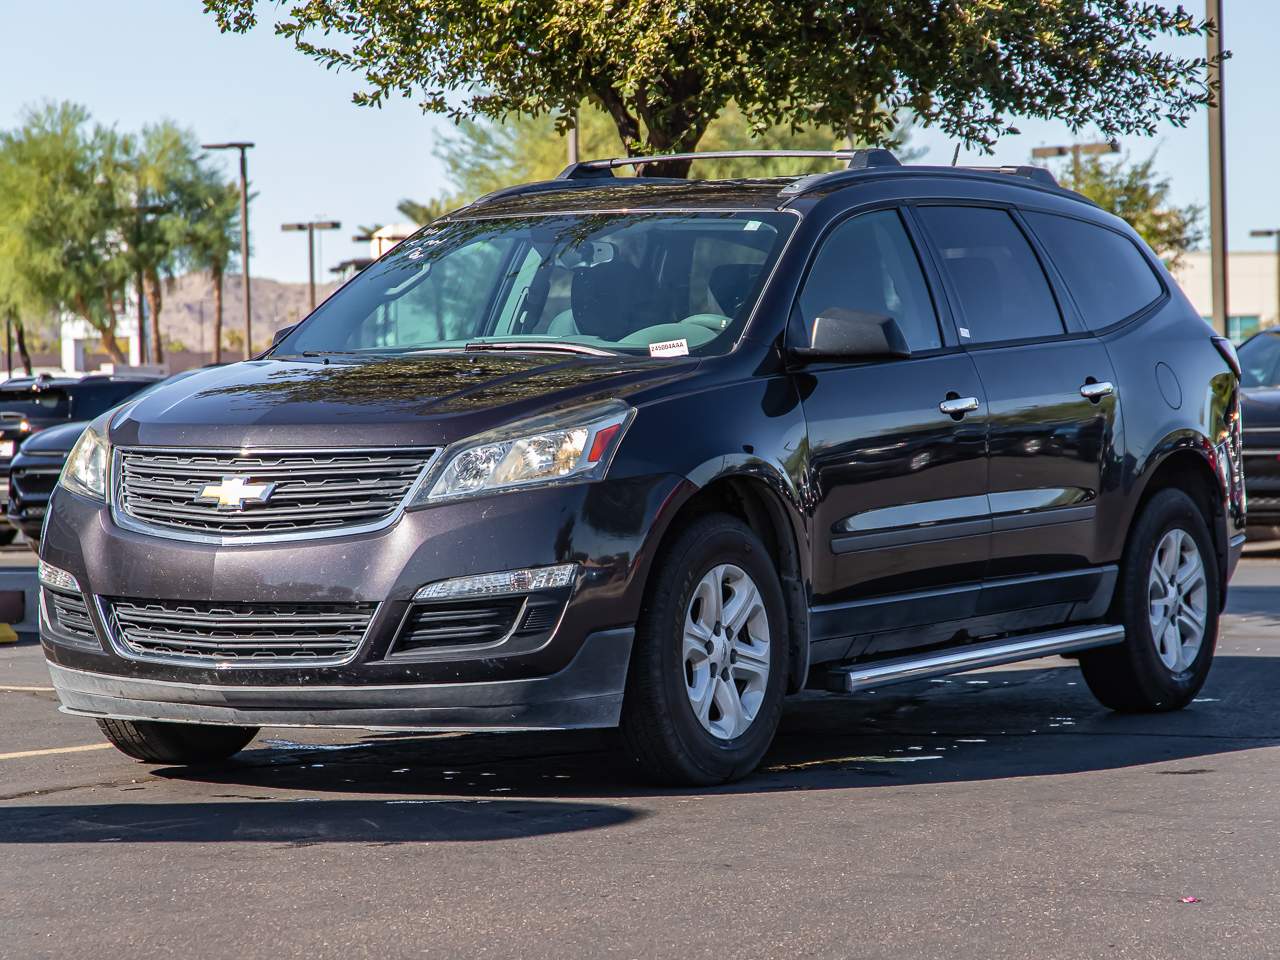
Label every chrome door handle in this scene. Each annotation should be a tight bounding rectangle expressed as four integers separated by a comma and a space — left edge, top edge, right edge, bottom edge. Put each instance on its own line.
1079, 380, 1115, 401
938, 396, 980, 416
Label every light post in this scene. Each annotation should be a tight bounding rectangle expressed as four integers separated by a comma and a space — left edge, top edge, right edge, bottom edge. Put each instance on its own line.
282, 220, 341, 311
1206, 0, 1229, 337
1250, 229, 1280, 331
201, 141, 254, 358
1030, 140, 1119, 183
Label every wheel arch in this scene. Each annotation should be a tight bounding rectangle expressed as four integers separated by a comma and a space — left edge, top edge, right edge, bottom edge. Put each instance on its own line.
639, 463, 811, 693
1127, 437, 1229, 609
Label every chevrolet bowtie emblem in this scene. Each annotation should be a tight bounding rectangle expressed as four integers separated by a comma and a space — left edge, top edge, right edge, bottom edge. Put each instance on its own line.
193, 476, 277, 511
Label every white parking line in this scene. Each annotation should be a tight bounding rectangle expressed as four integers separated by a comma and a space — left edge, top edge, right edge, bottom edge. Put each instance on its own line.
0, 685, 55, 692
0, 743, 112, 761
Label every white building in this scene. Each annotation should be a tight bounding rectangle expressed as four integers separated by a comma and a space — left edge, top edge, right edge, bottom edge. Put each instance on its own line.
1171, 251, 1279, 341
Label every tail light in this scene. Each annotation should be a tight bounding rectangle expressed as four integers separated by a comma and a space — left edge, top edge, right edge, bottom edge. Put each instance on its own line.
1212, 335, 1242, 378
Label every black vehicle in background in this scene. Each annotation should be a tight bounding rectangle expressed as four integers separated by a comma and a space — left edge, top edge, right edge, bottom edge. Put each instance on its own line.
1237, 330, 1280, 537
0, 374, 161, 546
40, 149, 1245, 785
7, 371, 201, 549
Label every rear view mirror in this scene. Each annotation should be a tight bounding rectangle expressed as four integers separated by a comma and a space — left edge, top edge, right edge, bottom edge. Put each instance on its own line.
790, 308, 911, 362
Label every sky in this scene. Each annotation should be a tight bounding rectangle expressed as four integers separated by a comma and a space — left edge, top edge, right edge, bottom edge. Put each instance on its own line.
0, 0, 1276, 284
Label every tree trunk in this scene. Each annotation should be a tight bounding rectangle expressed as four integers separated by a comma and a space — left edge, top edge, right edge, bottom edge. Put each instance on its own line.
144, 268, 164, 364
99, 326, 127, 366
13, 320, 32, 376
211, 263, 224, 364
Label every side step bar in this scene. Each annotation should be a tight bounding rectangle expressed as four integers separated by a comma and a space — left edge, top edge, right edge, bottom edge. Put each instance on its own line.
825, 624, 1125, 694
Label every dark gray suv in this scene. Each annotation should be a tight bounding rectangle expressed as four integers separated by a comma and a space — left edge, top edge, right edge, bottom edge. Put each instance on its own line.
39, 150, 1245, 785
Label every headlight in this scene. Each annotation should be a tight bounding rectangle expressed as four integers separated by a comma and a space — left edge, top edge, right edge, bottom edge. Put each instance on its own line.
59, 424, 109, 500
416, 401, 634, 504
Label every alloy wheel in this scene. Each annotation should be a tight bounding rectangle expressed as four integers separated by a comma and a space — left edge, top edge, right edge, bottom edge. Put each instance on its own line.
1147, 527, 1208, 673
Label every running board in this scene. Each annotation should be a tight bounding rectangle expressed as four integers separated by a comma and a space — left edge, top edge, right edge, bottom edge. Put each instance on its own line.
824, 624, 1125, 694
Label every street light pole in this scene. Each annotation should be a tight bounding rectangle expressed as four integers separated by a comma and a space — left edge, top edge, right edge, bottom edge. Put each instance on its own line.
1206, 0, 1229, 337
1250, 229, 1280, 331
1030, 141, 1119, 183
202, 142, 255, 358
282, 221, 341, 312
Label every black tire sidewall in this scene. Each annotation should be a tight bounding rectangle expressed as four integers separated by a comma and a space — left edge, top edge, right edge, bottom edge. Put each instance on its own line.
631, 516, 788, 783
1117, 489, 1220, 707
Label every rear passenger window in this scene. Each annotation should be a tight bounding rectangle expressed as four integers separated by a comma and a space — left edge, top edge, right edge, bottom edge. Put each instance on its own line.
797, 209, 941, 353
1023, 212, 1163, 329
917, 206, 1064, 344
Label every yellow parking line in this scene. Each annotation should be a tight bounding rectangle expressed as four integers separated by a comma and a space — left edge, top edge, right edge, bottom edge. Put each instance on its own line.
0, 685, 55, 692
0, 743, 113, 761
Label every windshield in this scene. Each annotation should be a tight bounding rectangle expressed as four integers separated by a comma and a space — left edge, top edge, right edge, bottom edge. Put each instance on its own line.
273, 211, 795, 359
1239, 333, 1280, 388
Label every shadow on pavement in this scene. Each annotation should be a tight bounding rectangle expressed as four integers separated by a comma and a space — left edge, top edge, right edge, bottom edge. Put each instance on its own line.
7, 654, 1277, 844
0, 797, 639, 844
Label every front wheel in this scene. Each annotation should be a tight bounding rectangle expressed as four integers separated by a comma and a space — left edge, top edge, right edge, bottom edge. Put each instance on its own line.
97, 718, 259, 765
1080, 488, 1219, 712
620, 514, 788, 786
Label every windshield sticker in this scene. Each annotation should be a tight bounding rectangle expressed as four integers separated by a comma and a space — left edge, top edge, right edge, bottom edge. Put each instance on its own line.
649, 338, 690, 358
958, 327, 971, 338
744, 220, 763, 231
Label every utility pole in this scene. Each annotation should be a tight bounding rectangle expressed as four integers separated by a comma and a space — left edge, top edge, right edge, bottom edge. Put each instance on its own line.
202, 142, 255, 357
1030, 141, 1119, 183
1250, 229, 1280, 331
1206, 0, 1229, 337
282, 220, 341, 311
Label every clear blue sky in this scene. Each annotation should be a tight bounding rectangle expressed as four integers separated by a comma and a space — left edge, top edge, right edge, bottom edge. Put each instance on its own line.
1, 0, 1275, 283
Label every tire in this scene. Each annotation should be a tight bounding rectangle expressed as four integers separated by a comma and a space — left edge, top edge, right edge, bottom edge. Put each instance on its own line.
0, 526, 17, 547
620, 513, 788, 786
1080, 488, 1219, 712
96, 718, 259, 765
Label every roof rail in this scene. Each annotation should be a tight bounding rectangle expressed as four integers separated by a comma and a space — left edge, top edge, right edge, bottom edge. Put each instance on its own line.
780, 161, 1063, 199
556, 148, 900, 180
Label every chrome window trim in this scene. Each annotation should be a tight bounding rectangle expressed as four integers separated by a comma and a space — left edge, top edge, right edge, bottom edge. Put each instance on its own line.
109, 445, 440, 546
95, 594, 381, 670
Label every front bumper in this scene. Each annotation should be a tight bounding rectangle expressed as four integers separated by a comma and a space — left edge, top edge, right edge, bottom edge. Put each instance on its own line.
47, 627, 633, 730
41, 471, 685, 729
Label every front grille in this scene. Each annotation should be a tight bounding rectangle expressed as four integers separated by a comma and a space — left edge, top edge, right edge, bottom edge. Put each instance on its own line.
45, 587, 99, 646
1247, 494, 1280, 514
11, 464, 60, 500
105, 597, 376, 664
390, 597, 563, 655
116, 448, 435, 538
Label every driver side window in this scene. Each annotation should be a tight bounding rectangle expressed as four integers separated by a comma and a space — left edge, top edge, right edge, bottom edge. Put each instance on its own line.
798, 209, 942, 353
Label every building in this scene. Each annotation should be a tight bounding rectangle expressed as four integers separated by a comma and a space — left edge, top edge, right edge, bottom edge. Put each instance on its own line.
1172, 251, 1279, 342
330, 223, 419, 283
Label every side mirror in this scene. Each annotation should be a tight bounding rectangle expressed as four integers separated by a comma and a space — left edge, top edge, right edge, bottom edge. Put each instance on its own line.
790, 308, 911, 362
271, 323, 298, 346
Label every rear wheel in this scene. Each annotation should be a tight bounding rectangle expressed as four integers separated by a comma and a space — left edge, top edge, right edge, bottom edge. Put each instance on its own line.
620, 514, 787, 786
1080, 488, 1219, 712
97, 718, 259, 765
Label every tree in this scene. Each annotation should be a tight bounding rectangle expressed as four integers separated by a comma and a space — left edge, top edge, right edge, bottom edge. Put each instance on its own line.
182, 166, 241, 364
396, 197, 454, 227
203, 0, 1218, 177
0, 102, 132, 364
1053, 151, 1203, 268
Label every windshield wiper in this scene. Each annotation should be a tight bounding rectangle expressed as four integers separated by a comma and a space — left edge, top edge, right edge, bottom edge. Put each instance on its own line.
463, 341, 619, 358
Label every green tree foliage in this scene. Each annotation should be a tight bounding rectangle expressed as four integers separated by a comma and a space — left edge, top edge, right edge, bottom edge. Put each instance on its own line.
203, 0, 1218, 177
1054, 151, 1203, 268
0, 103, 132, 363
0, 103, 242, 368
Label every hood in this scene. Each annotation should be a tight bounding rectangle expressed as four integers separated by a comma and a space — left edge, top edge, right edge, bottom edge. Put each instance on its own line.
110, 353, 699, 449
18, 420, 87, 455
1243, 387, 1280, 431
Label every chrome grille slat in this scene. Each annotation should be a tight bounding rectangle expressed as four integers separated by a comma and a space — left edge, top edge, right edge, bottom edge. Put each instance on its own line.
106, 597, 376, 665
115, 447, 436, 540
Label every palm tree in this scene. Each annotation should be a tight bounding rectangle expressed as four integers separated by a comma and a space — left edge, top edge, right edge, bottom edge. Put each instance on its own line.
183, 170, 240, 364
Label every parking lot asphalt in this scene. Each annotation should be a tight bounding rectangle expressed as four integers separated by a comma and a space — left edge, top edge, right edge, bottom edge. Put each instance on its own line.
3, 549, 1280, 960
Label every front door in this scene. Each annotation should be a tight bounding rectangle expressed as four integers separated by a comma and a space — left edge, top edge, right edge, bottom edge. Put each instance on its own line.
796, 208, 990, 662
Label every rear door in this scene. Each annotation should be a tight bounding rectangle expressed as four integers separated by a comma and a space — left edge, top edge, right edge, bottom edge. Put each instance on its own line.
914, 204, 1120, 614
797, 208, 990, 660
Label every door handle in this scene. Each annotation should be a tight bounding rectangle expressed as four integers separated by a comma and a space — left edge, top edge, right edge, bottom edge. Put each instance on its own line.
1079, 380, 1115, 401
938, 395, 980, 417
